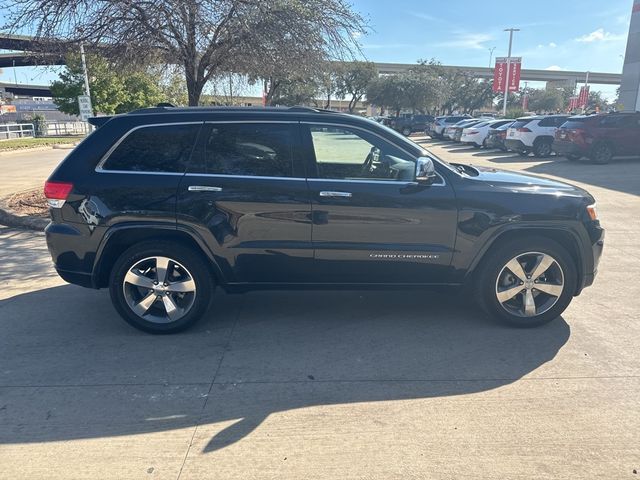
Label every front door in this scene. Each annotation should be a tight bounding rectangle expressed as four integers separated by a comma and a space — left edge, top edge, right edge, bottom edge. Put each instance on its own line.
176, 121, 313, 283
302, 123, 458, 284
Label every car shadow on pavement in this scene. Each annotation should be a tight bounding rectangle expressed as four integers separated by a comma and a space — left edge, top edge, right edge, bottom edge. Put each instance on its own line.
524, 157, 640, 197
0, 284, 570, 453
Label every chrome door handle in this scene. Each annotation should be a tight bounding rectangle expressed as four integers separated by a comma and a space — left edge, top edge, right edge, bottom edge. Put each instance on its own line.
319, 191, 352, 198
188, 185, 222, 192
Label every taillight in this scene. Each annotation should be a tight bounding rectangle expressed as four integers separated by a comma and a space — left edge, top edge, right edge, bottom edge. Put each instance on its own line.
517, 127, 532, 133
44, 181, 73, 208
586, 203, 598, 221
569, 128, 586, 141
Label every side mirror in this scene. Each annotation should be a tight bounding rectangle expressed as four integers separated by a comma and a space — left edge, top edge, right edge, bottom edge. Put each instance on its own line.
415, 156, 437, 184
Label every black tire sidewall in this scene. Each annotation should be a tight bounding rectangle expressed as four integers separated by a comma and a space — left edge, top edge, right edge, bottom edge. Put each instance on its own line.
109, 241, 214, 334
476, 237, 577, 327
591, 143, 612, 164
533, 139, 552, 158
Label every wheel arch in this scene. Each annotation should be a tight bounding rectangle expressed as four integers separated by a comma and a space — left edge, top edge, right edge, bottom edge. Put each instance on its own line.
93, 224, 225, 289
465, 226, 585, 295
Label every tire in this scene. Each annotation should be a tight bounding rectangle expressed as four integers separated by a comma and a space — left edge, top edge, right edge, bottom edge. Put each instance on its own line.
402, 127, 412, 136
566, 154, 581, 162
590, 143, 613, 164
533, 138, 553, 158
474, 236, 577, 328
109, 241, 214, 334
482, 138, 488, 148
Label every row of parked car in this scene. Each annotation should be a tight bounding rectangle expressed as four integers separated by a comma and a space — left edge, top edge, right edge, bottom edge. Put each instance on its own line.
424, 112, 640, 163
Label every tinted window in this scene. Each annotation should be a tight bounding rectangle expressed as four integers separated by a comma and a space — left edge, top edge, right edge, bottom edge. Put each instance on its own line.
204, 123, 295, 177
310, 125, 415, 182
561, 118, 587, 129
538, 116, 564, 127
511, 119, 534, 129
103, 124, 200, 173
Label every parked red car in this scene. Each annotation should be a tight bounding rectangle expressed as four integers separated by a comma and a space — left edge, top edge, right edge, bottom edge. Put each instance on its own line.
553, 113, 640, 163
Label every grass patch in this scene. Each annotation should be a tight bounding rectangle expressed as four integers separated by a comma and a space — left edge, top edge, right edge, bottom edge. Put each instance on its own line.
0, 136, 85, 152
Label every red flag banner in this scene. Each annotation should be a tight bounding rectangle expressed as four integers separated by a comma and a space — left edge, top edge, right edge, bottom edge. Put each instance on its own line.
508, 57, 522, 92
578, 85, 590, 108
522, 93, 529, 110
493, 57, 508, 92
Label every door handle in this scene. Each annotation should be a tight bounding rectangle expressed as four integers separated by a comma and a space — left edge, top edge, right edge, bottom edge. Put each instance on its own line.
188, 185, 222, 192
319, 191, 352, 198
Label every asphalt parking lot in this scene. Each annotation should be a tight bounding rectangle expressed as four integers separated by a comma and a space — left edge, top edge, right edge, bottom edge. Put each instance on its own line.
0, 140, 639, 479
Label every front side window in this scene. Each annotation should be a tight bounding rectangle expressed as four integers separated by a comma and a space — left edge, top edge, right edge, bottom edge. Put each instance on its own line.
204, 123, 295, 177
102, 124, 200, 173
309, 125, 415, 182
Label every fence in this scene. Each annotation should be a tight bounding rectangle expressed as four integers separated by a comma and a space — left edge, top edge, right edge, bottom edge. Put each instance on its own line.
0, 123, 35, 140
44, 121, 90, 136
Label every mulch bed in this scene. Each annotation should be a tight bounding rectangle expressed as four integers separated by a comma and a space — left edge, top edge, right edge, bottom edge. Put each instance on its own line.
5, 188, 49, 218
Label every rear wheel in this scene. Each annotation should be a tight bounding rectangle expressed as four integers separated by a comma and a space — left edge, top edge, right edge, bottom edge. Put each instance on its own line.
475, 237, 577, 327
109, 241, 214, 334
402, 127, 412, 136
590, 143, 613, 164
533, 138, 553, 158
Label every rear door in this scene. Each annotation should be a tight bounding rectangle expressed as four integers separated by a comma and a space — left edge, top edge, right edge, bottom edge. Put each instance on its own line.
176, 121, 313, 283
302, 122, 458, 284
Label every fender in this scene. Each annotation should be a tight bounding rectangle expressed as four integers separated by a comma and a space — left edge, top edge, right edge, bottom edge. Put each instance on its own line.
92, 221, 228, 287
462, 222, 589, 291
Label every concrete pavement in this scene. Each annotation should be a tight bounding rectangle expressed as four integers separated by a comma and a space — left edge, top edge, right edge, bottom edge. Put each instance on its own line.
0, 140, 639, 479
0, 147, 68, 198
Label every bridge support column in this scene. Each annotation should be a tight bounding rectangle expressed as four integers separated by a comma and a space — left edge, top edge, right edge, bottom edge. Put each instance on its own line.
620, 0, 640, 111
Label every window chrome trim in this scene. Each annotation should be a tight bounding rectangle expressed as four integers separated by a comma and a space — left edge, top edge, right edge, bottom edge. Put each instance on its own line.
95, 121, 204, 173
184, 173, 306, 181
301, 121, 446, 186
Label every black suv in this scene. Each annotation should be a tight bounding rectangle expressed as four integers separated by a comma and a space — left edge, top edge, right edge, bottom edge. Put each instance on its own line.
44, 106, 604, 333
391, 114, 434, 136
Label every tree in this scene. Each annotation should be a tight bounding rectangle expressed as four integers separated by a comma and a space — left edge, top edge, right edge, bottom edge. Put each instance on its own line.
50, 53, 163, 115
526, 88, 564, 113
6, 0, 367, 106
335, 61, 377, 113
366, 75, 407, 116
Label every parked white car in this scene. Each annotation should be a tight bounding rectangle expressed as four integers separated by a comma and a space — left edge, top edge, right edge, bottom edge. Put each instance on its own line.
504, 115, 570, 157
461, 119, 515, 147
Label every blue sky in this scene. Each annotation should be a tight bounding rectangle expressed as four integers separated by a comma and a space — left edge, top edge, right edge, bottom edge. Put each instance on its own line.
1, 0, 634, 99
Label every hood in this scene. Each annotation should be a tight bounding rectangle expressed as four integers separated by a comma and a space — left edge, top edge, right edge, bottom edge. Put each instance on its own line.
458, 164, 592, 199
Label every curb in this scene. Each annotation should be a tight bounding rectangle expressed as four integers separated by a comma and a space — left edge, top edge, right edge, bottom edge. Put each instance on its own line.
0, 206, 48, 231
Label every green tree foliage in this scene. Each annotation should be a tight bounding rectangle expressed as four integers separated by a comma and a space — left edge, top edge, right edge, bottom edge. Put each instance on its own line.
50, 54, 164, 115
526, 88, 564, 113
334, 61, 378, 112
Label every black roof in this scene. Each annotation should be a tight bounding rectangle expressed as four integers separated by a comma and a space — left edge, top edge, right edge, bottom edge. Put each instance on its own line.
127, 105, 338, 115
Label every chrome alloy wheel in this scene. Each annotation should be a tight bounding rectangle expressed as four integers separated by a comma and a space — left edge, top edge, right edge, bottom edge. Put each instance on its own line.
495, 252, 564, 318
122, 256, 197, 324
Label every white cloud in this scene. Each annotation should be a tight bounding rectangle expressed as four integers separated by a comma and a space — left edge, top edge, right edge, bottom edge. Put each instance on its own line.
575, 28, 625, 43
549, 42, 557, 48
435, 33, 493, 50
537, 42, 557, 49
545, 65, 564, 71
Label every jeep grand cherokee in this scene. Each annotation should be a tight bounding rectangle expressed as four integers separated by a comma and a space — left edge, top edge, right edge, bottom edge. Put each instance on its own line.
44, 106, 604, 333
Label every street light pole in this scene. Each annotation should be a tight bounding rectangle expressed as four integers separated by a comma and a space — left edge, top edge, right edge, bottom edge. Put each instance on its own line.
502, 28, 519, 117
79, 43, 91, 97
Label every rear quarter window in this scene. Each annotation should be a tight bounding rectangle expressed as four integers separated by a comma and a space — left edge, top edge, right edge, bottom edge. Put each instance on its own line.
510, 119, 533, 129
101, 123, 201, 173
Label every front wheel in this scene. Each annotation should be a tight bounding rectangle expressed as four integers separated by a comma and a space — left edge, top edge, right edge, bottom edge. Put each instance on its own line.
109, 241, 214, 334
475, 237, 577, 327
402, 127, 412, 136
533, 139, 553, 158
590, 143, 613, 164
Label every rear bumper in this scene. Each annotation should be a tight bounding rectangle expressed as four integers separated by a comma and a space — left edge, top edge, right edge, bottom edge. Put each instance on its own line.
552, 140, 588, 156
45, 221, 101, 289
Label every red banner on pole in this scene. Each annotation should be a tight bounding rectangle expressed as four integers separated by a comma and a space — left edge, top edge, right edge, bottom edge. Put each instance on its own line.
493, 57, 522, 92
578, 85, 590, 108
493, 57, 507, 92
508, 57, 522, 92
522, 93, 529, 111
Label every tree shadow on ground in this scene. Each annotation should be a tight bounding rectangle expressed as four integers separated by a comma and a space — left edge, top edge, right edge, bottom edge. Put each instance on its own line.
0, 284, 570, 452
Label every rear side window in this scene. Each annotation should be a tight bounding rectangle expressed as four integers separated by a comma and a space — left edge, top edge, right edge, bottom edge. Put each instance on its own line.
204, 123, 295, 177
538, 117, 561, 127
561, 118, 587, 129
102, 124, 200, 173
511, 119, 533, 129
598, 115, 639, 128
